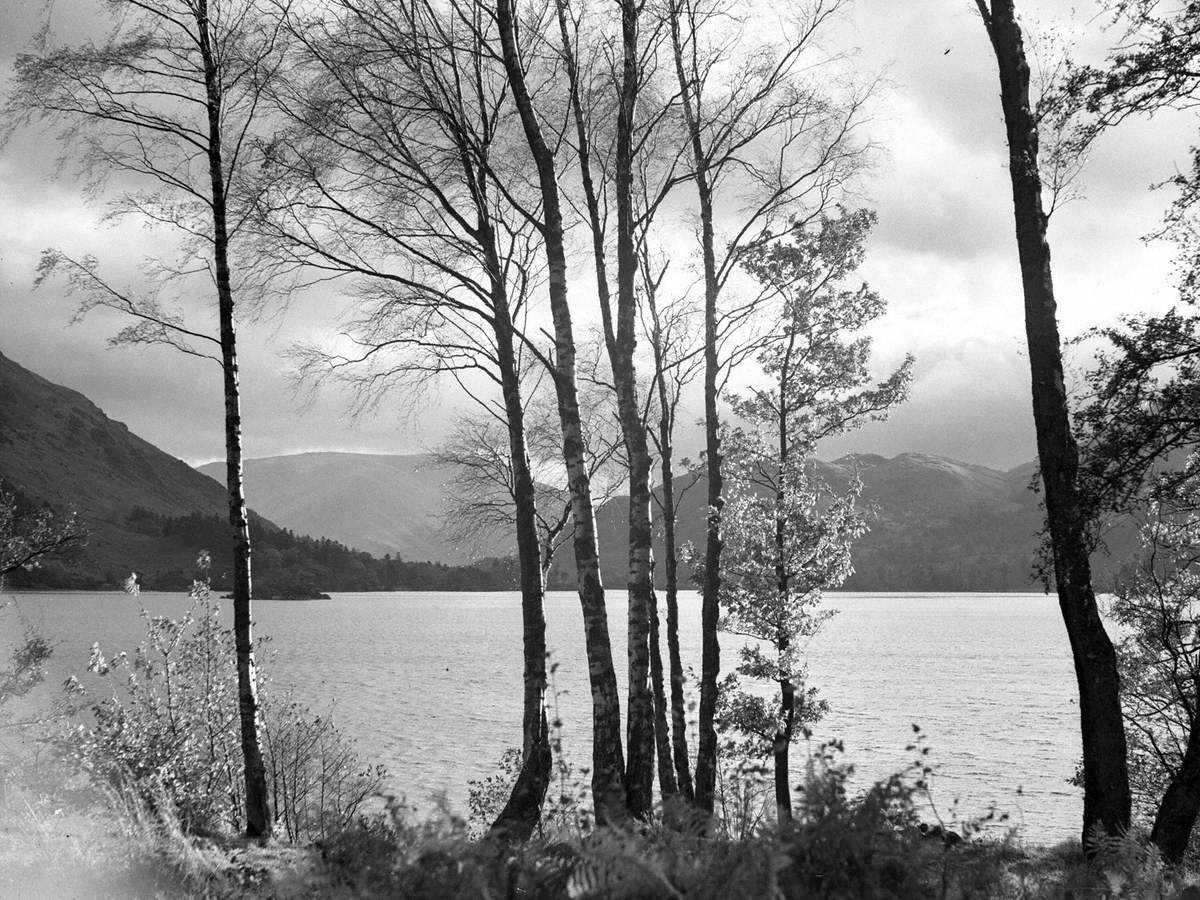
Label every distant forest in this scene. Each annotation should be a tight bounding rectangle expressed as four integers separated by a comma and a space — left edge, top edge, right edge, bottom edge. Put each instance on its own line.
10, 507, 521, 596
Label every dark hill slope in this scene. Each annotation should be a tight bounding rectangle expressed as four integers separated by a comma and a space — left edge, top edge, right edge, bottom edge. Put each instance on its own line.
0, 349, 232, 585
597, 453, 1093, 592
0, 352, 513, 592
0, 350, 228, 520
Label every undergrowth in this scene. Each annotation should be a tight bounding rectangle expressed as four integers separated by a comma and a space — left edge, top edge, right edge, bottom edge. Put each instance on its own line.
5, 583, 1200, 897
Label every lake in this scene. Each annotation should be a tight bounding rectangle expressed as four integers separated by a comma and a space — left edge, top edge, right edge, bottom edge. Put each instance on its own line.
2, 590, 1083, 843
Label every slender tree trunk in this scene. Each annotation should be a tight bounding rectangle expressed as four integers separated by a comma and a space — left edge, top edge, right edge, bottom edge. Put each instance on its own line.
553, 0, 616, 363
496, 0, 626, 825
1150, 710, 1200, 863
198, 3, 271, 840
694, 191, 723, 817
774, 677, 795, 825
488, 273, 551, 842
658, 417, 695, 802
613, 0, 656, 819
772, 358, 795, 825
649, 585, 678, 807
554, 0, 655, 817
667, 3, 722, 816
977, 0, 1130, 846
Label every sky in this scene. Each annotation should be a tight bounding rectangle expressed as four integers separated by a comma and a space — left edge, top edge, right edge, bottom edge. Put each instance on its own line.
0, 0, 1192, 471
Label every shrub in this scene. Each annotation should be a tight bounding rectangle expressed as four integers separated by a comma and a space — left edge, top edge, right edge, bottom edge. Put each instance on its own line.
262, 690, 386, 844
57, 575, 384, 841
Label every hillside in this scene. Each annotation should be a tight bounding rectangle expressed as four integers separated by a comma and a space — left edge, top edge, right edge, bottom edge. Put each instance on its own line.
229, 449, 1094, 591
593, 453, 1051, 592
198, 453, 477, 562
1, 346, 1130, 593
0, 352, 510, 593
0, 349, 231, 585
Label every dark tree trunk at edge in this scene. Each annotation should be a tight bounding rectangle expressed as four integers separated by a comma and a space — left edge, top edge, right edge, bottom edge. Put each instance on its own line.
977, 0, 1130, 847
1150, 714, 1200, 862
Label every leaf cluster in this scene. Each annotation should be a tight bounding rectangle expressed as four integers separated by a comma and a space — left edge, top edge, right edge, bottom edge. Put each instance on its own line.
0, 487, 88, 587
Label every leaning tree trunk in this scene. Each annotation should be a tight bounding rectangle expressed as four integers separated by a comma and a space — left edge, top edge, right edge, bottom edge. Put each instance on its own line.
200, 10, 271, 841
488, 273, 552, 841
496, 0, 627, 825
613, 0, 656, 820
1150, 709, 1200, 863
977, 0, 1130, 846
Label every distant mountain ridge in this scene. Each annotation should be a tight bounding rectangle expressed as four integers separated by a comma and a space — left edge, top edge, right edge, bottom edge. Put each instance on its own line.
197, 452, 471, 562
594, 451, 1052, 592
0, 348, 1128, 592
228, 449, 1073, 591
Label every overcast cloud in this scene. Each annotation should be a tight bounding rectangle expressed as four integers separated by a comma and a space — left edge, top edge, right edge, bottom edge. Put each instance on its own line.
1, 0, 1193, 471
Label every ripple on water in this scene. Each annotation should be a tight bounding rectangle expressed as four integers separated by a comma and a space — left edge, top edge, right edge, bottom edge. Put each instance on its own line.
8, 590, 1083, 843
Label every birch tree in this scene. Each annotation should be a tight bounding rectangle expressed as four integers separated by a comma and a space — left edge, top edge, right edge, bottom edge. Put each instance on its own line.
549, 0, 693, 816
258, 0, 581, 837
496, 0, 628, 824
10, 0, 288, 838
638, 241, 704, 806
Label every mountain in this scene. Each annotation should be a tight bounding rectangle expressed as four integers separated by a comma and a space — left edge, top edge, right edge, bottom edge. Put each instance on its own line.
226, 448, 1110, 592
0, 351, 229, 521
0, 349, 231, 585
3, 344, 1129, 593
0, 352, 512, 593
592, 452, 1053, 592
197, 452, 489, 562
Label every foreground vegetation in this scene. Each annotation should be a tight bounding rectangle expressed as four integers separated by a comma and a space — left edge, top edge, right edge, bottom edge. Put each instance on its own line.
5, 765, 1200, 899
0, 580, 1196, 899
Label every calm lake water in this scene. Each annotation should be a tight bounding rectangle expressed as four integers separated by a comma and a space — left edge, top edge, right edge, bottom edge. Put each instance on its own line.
3, 590, 1082, 843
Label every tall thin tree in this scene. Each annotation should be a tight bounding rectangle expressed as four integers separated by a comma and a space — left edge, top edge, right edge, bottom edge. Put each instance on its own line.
640, 251, 703, 806
552, 0, 687, 817
12, 0, 287, 838
260, 0, 570, 836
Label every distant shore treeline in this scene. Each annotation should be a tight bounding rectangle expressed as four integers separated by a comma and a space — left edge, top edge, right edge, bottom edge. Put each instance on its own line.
8, 507, 521, 596
7, 497, 1082, 596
